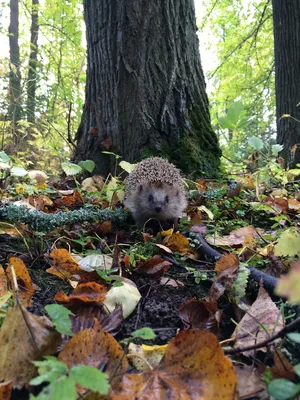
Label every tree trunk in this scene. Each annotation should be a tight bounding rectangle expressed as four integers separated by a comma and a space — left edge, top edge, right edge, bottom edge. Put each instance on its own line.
27, 0, 39, 123
8, 0, 22, 128
75, 0, 221, 177
272, 0, 300, 167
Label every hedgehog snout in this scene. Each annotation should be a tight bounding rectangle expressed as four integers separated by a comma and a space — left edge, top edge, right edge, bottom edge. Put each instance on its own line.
155, 206, 162, 213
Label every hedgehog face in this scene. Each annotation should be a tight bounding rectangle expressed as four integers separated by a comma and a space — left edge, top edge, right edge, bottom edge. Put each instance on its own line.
137, 183, 182, 220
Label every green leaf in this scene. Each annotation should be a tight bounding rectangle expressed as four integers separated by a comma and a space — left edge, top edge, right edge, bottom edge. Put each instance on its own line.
119, 160, 136, 173
78, 160, 95, 173
227, 101, 244, 125
69, 366, 109, 394
287, 333, 300, 344
274, 229, 300, 257
294, 363, 300, 377
272, 144, 283, 156
61, 162, 82, 176
11, 166, 28, 177
268, 379, 300, 400
0, 151, 11, 163
248, 136, 264, 150
0, 291, 12, 307
45, 304, 74, 336
131, 327, 156, 340
218, 116, 236, 130
36, 375, 77, 400
31, 358, 68, 385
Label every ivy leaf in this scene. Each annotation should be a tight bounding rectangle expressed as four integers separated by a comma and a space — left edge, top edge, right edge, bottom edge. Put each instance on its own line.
78, 160, 95, 173
69, 366, 109, 394
45, 304, 74, 336
61, 162, 82, 176
272, 144, 283, 156
268, 379, 300, 400
248, 136, 264, 150
131, 327, 156, 340
11, 167, 28, 177
119, 160, 136, 173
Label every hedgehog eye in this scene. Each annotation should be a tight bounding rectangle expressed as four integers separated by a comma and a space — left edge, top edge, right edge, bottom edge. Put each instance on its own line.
139, 185, 143, 192
148, 194, 153, 202
165, 195, 169, 203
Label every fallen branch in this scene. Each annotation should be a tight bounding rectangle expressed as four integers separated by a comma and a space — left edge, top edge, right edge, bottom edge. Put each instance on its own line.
0, 204, 130, 233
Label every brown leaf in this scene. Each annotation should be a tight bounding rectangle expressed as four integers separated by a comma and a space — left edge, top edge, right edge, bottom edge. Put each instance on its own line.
58, 320, 128, 386
0, 306, 61, 388
264, 196, 288, 213
206, 225, 263, 248
54, 282, 107, 304
215, 253, 239, 274
7, 257, 35, 307
0, 265, 8, 296
178, 299, 220, 334
271, 350, 296, 380
209, 265, 239, 301
233, 283, 284, 357
288, 198, 300, 211
235, 365, 267, 399
163, 231, 190, 252
136, 255, 171, 277
46, 248, 84, 281
0, 380, 13, 400
111, 330, 238, 400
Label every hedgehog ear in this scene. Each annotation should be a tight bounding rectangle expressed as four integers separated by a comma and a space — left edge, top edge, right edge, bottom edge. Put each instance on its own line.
139, 184, 143, 192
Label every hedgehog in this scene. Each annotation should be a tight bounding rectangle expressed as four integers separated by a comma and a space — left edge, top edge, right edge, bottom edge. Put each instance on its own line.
124, 157, 187, 229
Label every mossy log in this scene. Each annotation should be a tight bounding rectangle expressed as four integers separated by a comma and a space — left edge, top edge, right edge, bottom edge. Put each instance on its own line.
0, 204, 130, 233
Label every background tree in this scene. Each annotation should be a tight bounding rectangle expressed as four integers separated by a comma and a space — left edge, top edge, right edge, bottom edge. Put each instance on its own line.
75, 0, 221, 177
198, 0, 274, 164
8, 0, 22, 131
272, 0, 300, 167
26, 0, 39, 123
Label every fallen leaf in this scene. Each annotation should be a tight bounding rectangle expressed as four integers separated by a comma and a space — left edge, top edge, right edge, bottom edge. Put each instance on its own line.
235, 365, 267, 399
264, 196, 288, 213
271, 351, 296, 380
78, 254, 113, 272
233, 284, 284, 356
47, 248, 84, 281
163, 231, 190, 252
111, 329, 238, 399
0, 306, 61, 388
54, 282, 107, 304
275, 261, 300, 303
274, 229, 300, 257
288, 198, 300, 211
103, 281, 141, 319
58, 320, 128, 387
7, 257, 35, 307
136, 255, 171, 277
0, 265, 8, 296
206, 225, 263, 248
209, 265, 239, 301
178, 299, 220, 334
128, 343, 167, 372
215, 253, 239, 273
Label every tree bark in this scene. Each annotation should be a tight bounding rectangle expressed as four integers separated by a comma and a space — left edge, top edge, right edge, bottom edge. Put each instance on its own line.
75, 0, 221, 177
8, 0, 22, 127
272, 0, 300, 167
27, 0, 39, 123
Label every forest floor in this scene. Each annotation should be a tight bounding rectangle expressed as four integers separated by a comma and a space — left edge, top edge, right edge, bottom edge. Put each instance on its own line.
1, 168, 300, 400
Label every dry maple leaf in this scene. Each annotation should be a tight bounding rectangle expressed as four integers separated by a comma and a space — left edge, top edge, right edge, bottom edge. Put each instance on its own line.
233, 283, 284, 357
47, 248, 85, 281
7, 257, 35, 307
111, 329, 238, 400
0, 306, 61, 388
178, 299, 220, 334
54, 282, 107, 304
58, 319, 128, 387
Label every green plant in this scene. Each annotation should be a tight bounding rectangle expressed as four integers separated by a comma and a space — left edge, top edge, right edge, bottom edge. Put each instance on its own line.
30, 356, 109, 400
